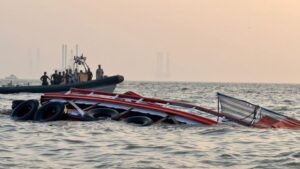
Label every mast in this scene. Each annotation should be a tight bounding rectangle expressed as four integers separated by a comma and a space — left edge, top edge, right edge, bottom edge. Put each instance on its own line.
76, 44, 78, 57
62, 44, 64, 69
65, 44, 68, 69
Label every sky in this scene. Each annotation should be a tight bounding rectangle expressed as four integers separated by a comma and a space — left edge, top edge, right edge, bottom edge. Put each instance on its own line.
1, 0, 300, 83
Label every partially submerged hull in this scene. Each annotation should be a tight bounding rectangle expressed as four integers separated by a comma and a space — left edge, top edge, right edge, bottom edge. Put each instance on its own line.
41, 88, 218, 125
10, 88, 300, 129
39, 88, 300, 129
0, 75, 124, 94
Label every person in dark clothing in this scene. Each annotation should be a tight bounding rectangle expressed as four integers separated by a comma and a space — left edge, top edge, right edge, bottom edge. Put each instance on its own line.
65, 69, 70, 84
57, 72, 63, 84
87, 68, 93, 81
69, 68, 75, 83
51, 70, 59, 85
40, 72, 50, 86
62, 71, 66, 84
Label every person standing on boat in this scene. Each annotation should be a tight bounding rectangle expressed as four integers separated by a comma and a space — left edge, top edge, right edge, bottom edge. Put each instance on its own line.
73, 68, 79, 83
57, 72, 63, 84
51, 70, 59, 85
65, 69, 70, 84
87, 68, 93, 81
61, 71, 66, 84
96, 65, 104, 80
40, 72, 50, 86
69, 68, 74, 83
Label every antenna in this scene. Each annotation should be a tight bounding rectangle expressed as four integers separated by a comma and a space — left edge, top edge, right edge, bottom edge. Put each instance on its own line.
70, 49, 74, 69
62, 44, 65, 69
76, 44, 78, 56
65, 44, 67, 69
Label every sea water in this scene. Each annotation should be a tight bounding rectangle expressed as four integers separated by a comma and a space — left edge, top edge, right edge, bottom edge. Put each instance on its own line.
0, 81, 299, 169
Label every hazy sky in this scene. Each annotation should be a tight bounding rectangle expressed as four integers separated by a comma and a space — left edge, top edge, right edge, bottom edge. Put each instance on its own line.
1, 0, 300, 83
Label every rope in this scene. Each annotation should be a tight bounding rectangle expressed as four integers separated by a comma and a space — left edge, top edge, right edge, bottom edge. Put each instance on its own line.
238, 105, 259, 126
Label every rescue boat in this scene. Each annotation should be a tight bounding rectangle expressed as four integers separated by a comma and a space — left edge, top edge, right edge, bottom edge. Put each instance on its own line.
0, 54, 124, 94
0, 75, 123, 94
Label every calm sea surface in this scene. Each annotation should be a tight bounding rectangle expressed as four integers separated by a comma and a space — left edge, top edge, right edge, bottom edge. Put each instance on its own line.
0, 81, 299, 169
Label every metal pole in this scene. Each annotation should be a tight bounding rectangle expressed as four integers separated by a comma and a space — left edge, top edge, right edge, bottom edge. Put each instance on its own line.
62, 44, 64, 69
65, 44, 67, 69
76, 44, 78, 56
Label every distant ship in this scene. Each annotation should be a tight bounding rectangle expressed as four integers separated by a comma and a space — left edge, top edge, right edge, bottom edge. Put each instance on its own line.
4, 74, 18, 81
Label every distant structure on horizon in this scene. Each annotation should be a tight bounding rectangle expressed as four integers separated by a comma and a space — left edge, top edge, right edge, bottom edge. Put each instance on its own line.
62, 44, 68, 69
155, 52, 171, 80
62, 44, 80, 70
4, 74, 18, 81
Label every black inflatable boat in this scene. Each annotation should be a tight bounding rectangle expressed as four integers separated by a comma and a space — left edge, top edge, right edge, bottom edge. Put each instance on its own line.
0, 75, 124, 94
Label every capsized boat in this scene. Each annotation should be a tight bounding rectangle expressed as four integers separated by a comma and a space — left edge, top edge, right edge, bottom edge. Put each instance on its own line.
39, 88, 218, 125
11, 88, 218, 125
10, 88, 300, 129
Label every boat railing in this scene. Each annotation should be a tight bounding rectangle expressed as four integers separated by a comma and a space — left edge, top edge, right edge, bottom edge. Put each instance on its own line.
67, 88, 220, 121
